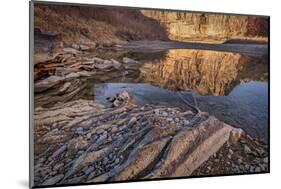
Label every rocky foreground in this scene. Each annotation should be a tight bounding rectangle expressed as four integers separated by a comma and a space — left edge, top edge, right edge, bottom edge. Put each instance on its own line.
33, 90, 268, 186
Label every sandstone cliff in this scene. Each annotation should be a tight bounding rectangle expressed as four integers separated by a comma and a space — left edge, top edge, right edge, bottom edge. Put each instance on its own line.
141, 10, 268, 43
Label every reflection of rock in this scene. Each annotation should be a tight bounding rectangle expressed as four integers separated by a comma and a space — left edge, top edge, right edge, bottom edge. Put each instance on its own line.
139, 49, 267, 96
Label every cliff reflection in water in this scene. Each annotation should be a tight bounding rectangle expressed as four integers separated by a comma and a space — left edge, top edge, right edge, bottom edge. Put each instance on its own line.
139, 49, 268, 96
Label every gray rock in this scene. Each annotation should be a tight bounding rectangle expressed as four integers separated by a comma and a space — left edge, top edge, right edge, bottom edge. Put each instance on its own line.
96, 129, 105, 135
97, 133, 107, 144
111, 126, 118, 133
86, 133, 91, 139
119, 112, 128, 119
183, 120, 190, 126
263, 157, 268, 163
51, 145, 67, 159
42, 174, 64, 186
128, 117, 137, 127
79, 44, 90, 51
65, 72, 80, 79
162, 112, 168, 117
123, 57, 137, 64
250, 166, 255, 172
94, 60, 113, 70
92, 57, 104, 63
53, 163, 64, 171
214, 159, 220, 163
166, 117, 173, 122
85, 166, 95, 175
255, 167, 261, 172
103, 157, 109, 165
58, 82, 71, 93
244, 145, 252, 154
237, 158, 243, 164
111, 59, 122, 69
154, 109, 160, 115
115, 158, 120, 164
77, 71, 92, 77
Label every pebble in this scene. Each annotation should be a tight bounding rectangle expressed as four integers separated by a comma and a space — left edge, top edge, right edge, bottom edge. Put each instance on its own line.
183, 120, 190, 126
91, 135, 98, 142
237, 158, 243, 164
244, 145, 252, 154
111, 126, 118, 133
42, 174, 64, 185
86, 133, 91, 139
96, 129, 105, 135
162, 112, 168, 117
96, 133, 107, 143
53, 163, 64, 171
255, 167, 261, 172
154, 109, 160, 115
76, 127, 83, 134
119, 112, 128, 119
128, 117, 137, 127
166, 118, 173, 122
103, 157, 109, 165
214, 159, 219, 163
51, 145, 67, 159
263, 157, 268, 163
115, 158, 120, 164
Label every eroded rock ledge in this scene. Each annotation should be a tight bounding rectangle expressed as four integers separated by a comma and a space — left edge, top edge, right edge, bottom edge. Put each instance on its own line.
33, 95, 268, 186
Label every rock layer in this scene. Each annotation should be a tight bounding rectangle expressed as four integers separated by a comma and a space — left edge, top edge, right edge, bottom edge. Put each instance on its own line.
141, 10, 268, 43
33, 95, 268, 186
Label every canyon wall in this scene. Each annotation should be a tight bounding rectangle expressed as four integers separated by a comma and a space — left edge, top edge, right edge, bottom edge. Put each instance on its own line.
141, 10, 268, 43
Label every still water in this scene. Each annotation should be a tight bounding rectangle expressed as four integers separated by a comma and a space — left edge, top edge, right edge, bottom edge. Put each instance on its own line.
90, 48, 269, 141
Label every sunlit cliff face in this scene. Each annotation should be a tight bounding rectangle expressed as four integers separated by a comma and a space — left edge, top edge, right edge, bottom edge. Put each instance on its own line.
141, 10, 268, 43
139, 49, 268, 96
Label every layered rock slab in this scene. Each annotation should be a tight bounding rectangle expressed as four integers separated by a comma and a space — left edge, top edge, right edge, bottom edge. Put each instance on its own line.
33, 99, 266, 186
